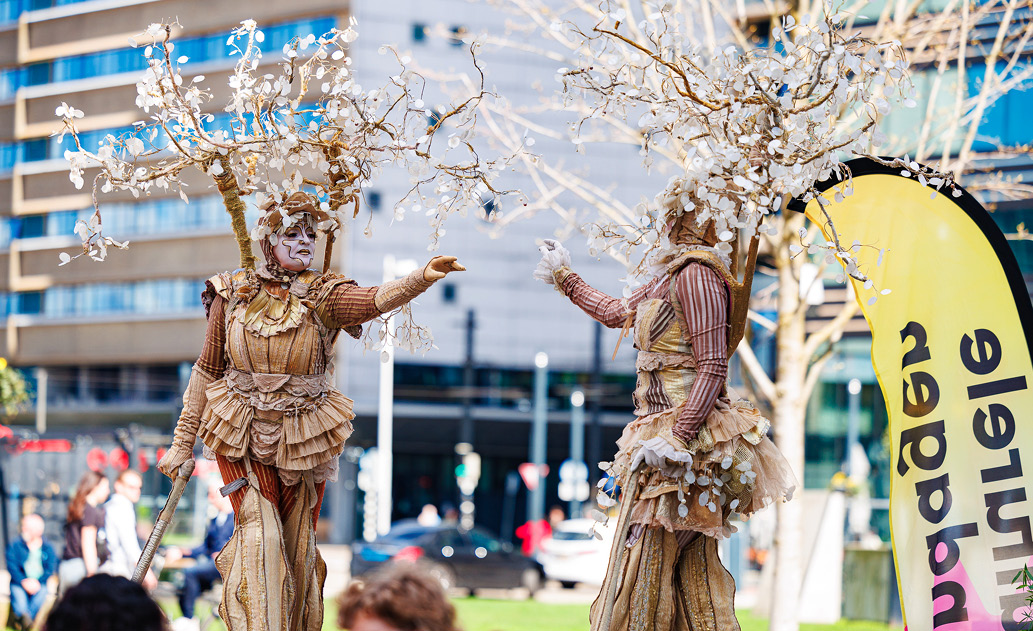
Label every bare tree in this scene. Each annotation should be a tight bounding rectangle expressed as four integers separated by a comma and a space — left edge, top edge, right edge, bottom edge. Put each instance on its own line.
450, 1, 1033, 630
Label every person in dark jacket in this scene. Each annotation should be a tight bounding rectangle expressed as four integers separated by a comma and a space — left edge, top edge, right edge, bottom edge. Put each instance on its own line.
164, 482, 234, 631
7, 513, 59, 629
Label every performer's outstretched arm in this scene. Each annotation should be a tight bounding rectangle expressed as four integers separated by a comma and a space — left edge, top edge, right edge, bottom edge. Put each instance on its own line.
671, 263, 729, 445
555, 270, 658, 329
534, 238, 654, 328
319, 255, 464, 328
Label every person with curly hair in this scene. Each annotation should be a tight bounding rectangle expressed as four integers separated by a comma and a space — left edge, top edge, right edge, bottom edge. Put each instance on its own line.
337, 564, 461, 631
43, 574, 167, 631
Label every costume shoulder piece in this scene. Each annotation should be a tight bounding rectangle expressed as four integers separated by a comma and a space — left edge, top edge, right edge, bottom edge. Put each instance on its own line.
664, 250, 735, 287
202, 269, 252, 319
309, 271, 364, 340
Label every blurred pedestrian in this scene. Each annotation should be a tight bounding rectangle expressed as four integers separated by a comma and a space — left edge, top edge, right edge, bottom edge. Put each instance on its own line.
58, 471, 109, 595
43, 573, 168, 631
416, 504, 441, 527
336, 563, 460, 631
6, 513, 58, 630
515, 519, 551, 556
101, 469, 157, 589
547, 506, 565, 529
440, 504, 458, 524
164, 481, 234, 631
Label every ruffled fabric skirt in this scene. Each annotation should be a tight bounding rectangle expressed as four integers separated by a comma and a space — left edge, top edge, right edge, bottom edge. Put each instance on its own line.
197, 378, 355, 486
589, 393, 797, 631
603, 392, 797, 539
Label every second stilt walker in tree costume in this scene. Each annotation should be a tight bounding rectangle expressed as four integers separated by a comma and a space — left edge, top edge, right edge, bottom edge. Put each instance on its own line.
535, 185, 797, 631
526, 4, 919, 628
157, 192, 464, 630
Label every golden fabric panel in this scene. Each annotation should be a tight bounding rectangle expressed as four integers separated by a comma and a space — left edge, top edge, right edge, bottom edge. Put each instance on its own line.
216, 468, 294, 631
591, 525, 739, 631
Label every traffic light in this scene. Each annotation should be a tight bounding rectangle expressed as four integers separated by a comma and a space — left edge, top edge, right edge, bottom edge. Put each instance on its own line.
456, 452, 480, 494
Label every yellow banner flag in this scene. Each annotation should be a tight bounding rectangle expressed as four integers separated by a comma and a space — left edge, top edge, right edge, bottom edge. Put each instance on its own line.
803, 158, 1033, 631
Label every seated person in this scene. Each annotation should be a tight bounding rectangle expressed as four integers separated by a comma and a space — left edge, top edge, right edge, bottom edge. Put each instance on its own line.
164, 481, 234, 631
6, 514, 58, 630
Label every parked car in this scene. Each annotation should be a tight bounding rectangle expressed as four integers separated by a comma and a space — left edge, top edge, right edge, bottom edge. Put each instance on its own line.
537, 518, 613, 588
351, 522, 543, 594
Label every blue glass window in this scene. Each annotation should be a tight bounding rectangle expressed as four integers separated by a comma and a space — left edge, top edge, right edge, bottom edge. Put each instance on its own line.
21, 138, 47, 162
18, 16, 335, 91
14, 214, 46, 239
40, 278, 205, 318
968, 62, 1033, 150
15, 291, 42, 315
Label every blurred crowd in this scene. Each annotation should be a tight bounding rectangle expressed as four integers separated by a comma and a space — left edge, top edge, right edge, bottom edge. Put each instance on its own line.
3, 466, 463, 631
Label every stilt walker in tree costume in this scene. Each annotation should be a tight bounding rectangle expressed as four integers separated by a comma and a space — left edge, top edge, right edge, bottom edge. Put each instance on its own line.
55, 18, 518, 631
535, 195, 797, 631
523, 5, 922, 628
156, 191, 464, 629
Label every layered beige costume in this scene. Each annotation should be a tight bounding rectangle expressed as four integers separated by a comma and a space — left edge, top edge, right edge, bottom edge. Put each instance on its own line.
166, 263, 436, 631
552, 249, 797, 631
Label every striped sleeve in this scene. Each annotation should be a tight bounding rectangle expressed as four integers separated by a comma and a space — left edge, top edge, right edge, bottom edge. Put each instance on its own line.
195, 295, 227, 378
672, 263, 729, 443
322, 283, 381, 328
559, 272, 657, 329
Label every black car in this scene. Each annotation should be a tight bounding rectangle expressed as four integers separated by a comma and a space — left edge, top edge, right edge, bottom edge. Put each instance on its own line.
350, 522, 543, 594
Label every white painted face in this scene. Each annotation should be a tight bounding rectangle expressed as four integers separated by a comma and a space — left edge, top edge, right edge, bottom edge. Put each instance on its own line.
272, 216, 316, 272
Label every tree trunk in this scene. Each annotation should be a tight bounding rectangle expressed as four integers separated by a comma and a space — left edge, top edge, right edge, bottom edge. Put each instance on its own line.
212, 157, 256, 270
768, 213, 808, 631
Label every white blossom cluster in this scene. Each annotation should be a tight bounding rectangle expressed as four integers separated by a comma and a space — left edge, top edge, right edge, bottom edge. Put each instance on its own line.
554, 1, 920, 283
57, 19, 520, 262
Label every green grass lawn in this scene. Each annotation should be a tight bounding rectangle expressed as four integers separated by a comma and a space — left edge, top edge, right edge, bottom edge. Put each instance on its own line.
155, 595, 893, 631
444, 599, 892, 631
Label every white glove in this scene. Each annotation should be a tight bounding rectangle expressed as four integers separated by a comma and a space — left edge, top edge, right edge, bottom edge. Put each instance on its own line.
533, 239, 572, 285
630, 436, 693, 478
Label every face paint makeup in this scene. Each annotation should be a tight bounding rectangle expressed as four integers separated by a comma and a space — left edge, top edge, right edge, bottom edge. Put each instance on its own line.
272, 216, 316, 272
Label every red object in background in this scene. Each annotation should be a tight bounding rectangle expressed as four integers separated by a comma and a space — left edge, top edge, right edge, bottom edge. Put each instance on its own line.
515, 519, 552, 556
137, 451, 149, 472
86, 447, 108, 472
192, 458, 217, 477
393, 546, 424, 563
109, 448, 129, 471
17, 439, 72, 453
518, 463, 550, 491
0, 425, 12, 442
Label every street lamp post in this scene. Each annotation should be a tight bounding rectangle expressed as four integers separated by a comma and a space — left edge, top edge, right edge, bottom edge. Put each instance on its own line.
569, 390, 585, 518
528, 352, 549, 524
845, 378, 862, 477
376, 255, 418, 537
